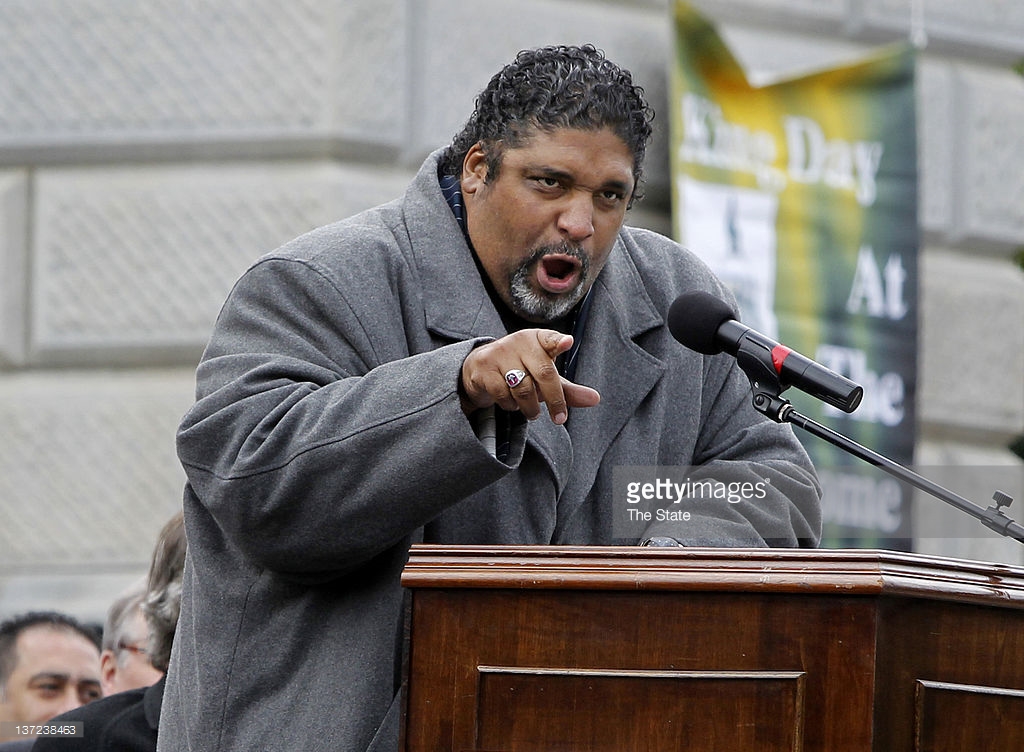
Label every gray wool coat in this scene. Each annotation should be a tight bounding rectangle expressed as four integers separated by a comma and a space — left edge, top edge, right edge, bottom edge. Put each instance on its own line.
158, 150, 821, 752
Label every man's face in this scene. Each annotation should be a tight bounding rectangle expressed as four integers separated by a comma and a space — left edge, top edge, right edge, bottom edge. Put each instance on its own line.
0, 626, 101, 739
100, 609, 163, 695
461, 127, 635, 323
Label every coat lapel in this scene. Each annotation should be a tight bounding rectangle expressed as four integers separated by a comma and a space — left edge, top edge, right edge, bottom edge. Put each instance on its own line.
404, 152, 574, 493
555, 238, 667, 531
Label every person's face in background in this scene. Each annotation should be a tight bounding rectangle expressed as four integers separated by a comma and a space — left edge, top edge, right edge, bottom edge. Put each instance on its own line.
100, 608, 163, 695
0, 625, 101, 740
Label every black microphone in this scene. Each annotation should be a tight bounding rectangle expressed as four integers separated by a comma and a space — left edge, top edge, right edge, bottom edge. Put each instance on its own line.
667, 290, 864, 413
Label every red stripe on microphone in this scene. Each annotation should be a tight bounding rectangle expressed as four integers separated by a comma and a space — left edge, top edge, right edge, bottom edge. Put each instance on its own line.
771, 344, 791, 374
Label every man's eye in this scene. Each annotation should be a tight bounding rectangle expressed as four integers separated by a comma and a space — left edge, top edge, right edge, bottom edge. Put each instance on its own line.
80, 687, 103, 703
534, 176, 560, 189
35, 683, 62, 696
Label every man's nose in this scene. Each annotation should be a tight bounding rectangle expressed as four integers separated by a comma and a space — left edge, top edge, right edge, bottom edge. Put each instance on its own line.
557, 192, 595, 241
54, 687, 85, 715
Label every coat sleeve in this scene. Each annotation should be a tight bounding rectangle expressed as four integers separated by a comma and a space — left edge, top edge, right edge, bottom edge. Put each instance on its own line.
176, 255, 524, 578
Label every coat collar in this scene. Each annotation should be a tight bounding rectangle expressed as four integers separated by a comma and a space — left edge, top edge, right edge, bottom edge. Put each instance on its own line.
405, 149, 506, 342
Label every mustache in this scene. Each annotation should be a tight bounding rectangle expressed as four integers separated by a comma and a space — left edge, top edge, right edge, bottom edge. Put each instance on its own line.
521, 242, 590, 273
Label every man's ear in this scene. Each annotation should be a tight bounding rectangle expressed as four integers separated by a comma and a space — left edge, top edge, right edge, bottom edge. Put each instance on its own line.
99, 649, 118, 694
461, 142, 488, 196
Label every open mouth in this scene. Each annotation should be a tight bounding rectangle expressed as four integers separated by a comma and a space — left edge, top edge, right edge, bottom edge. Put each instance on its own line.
536, 253, 583, 294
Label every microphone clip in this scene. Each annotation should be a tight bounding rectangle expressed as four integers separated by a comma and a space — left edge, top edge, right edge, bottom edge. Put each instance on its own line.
734, 340, 793, 423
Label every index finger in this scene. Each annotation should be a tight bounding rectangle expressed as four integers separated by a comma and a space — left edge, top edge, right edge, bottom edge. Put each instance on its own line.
523, 331, 574, 424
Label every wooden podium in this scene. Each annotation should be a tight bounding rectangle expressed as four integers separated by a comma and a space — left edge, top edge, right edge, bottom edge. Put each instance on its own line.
400, 546, 1024, 751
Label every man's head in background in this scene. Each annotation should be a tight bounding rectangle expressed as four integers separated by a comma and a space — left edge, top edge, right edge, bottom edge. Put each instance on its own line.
0, 611, 101, 740
99, 587, 163, 695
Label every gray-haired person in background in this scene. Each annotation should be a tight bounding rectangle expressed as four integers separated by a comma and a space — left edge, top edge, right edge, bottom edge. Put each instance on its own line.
99, 587, 163, 697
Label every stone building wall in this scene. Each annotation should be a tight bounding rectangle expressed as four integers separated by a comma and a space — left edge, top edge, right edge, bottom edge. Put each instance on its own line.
1, 0, 1021, 621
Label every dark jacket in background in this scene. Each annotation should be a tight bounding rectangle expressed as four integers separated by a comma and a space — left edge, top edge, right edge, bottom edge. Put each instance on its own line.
31, 677, 163, 752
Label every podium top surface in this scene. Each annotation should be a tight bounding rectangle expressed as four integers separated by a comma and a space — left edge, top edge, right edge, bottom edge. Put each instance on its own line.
401, 545, 1024, 609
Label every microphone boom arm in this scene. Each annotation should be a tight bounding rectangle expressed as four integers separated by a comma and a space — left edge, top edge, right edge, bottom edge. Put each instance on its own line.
737, 355, 1024, 545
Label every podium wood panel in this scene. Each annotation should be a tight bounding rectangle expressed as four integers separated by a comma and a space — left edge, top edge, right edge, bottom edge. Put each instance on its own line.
475, 667, 805, 751
400, 547, 1024, 751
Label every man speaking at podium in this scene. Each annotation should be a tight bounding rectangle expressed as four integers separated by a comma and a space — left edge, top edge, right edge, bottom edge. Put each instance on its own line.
159, 45, 821, 752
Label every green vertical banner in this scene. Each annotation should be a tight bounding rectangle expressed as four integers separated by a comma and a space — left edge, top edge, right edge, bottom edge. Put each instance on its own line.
669, 2, 919, 547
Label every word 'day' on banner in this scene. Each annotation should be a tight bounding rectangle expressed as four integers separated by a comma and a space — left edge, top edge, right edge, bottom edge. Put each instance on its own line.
670, 1, 919, 547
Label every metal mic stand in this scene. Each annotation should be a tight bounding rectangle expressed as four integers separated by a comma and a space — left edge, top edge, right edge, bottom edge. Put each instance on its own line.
734, 345, 1024, 545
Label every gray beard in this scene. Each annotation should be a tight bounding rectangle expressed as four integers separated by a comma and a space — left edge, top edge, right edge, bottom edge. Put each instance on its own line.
507, 243, 590, 322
